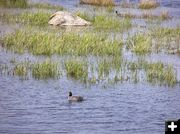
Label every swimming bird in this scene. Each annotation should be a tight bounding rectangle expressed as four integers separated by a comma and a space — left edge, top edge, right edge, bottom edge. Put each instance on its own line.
68, 91, 84, 102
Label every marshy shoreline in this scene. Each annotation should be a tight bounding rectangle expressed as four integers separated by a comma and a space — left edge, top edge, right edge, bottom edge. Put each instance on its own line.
0, 0, 179, 87
0, 0, 180, 134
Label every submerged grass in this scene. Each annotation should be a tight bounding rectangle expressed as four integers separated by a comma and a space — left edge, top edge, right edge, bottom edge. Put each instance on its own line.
13, 63, 28, 78
145, 62, 177, 86
32, 60, 60, 80
65, 59, 88, 82
2, 30, 123, 56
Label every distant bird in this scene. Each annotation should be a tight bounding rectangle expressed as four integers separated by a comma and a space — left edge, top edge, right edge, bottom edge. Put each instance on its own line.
68, 91, 84, 102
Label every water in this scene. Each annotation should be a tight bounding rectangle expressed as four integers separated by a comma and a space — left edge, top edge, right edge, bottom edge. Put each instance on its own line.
0, 0, 180, 134
0, 76, 180, 134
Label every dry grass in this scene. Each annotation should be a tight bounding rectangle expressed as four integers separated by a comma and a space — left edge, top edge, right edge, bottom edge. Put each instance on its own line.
139, 0, 159, 9
80, 0, 115, 6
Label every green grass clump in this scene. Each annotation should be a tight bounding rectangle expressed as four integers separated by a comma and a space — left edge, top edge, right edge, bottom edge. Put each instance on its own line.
0, 0, 28, 8
2, 30, 54, 55
0, 0, 64, 10
127, 34, 152, 55
2, 30, 123, 56
30, 3, 63, 10
65, 60, 88, 82
98, 59, 111, 79
76, 12, 131, 31
139, 0, 159, 9
94, 15, 131, 31
145, 62, 177, 86
13, 63, 29, 79
151, 27, 180, 54
19, 12, 51, 26
1, 12, 51, 26
76, 12, 94, 22
80, 0, 115, 6
152, 27, 180, 38
32, 60, 60, 80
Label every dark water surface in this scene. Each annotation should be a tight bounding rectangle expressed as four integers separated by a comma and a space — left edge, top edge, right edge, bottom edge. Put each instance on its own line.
0, 0, 180, 134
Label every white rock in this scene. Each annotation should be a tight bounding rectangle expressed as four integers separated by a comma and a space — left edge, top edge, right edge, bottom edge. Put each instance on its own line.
48, 11, 91, 26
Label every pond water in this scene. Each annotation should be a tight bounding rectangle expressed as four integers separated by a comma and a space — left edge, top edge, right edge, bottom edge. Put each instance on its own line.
0, 0, 180, 134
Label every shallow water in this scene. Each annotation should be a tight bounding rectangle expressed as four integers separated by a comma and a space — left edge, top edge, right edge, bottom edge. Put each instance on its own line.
0, 0, 180, 134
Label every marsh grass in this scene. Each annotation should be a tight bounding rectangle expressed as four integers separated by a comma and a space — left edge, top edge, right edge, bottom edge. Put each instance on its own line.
0, 0, 28, 8
0, 64, 9, 75
0, 11, 51, 26
13, 62, 29, 79
0, 58, 178, 86
126, 60, 177, 86
139, 0, 159, 9
94, 15, 131, 31
2, 30, 123, 56
127, 34, 152, 55
76, 12, 95, 22
65, 60, 88, 82
117, 11, 171, 20
76, 11, 131, 31
151, 27, 180, 54
0, 0, 64, 10
98, 59, 111, 79
32, 60, 60, 80
30, 3, 64, 10
80, 0, 115, 6
19, 12, 51, 26
106, 6, 114, 12
145, 62, 177, 86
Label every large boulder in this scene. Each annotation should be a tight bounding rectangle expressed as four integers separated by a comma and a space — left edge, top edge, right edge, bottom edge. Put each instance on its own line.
48, 11, 91, 26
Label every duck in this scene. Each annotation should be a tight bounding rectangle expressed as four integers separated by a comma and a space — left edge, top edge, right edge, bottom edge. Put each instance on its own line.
68, 91, 84, 102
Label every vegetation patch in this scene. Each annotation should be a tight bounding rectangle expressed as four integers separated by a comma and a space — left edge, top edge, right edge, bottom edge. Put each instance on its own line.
19, 12, 51, 26
139, 0, 159, 9
32, 60, 60, 80
94, 15, 131, 31
0, 11, 51, 26
144, 62, 177, 86
117, 11, 171, 20
151, 27, 180, 54
127, 34, 152, 55
77, 12, 131, 31
0, 0, 28, 8
30, 3, 64, 10
1, 30, 123, 56
65, 59, 88, 82
0, 0, 64, 10
13, 63, 29, 79
80, 0, 115, 6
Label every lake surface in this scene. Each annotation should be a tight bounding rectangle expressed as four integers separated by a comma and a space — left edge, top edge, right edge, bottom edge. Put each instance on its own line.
0, 0, 180, 134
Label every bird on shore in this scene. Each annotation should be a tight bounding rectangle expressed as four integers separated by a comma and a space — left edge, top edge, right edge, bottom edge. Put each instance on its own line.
68, 91, 84, 102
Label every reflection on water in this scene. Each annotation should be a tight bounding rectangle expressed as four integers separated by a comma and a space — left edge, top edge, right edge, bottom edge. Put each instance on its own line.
0, 0, 28, 8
